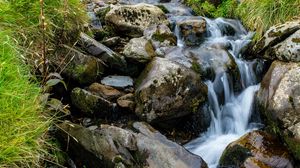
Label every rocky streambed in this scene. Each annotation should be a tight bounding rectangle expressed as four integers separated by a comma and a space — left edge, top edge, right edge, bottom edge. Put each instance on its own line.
47, 0, 300, 167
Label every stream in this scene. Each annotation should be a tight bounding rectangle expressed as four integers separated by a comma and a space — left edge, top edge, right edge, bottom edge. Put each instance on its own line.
162, 1, 262, 167
180, 18, 261, 167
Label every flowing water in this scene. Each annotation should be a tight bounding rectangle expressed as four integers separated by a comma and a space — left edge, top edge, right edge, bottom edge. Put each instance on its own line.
178, 18, 261, 168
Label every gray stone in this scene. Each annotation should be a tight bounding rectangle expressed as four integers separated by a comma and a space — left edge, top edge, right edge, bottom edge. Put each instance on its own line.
105, 3, 169, 37
57, 121, 207, 168
265, 29, 300, 62
135, 57, 207, 123
79, 32, 127, 71
144, 24, 177, 45
257, 61, 300, 160
56, 45, 105, 85
254, 20, 300, 54
101, 75, 133, 89
122, 37, 156, 63
177, 17, 207, 46
71, 87, 114, 116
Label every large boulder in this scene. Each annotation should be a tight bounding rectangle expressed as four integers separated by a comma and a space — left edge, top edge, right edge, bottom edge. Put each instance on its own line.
79, 32, 127, 71
105, 3, 169, 37
264, 29, 300, 62
254, 20, 300, 54
256, 61, 300, 160
122, 37, 156, 63
55, 45, 105, 85
219, 130, 294, 168
135, 57, 207, 124
57, 121, 208, 168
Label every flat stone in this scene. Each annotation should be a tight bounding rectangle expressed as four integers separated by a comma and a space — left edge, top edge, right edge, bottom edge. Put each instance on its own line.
88, 82, 123, 101
101, 75, 133, 89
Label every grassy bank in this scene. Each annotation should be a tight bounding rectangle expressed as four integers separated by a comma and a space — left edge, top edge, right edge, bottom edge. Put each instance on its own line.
185, 0, 300, 39
0, 0, 87, 167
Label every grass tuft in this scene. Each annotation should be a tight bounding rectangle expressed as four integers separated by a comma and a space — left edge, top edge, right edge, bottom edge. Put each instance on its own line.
0, 31, 48, 167
236, 0, 300, 40
0, 0, 88, 166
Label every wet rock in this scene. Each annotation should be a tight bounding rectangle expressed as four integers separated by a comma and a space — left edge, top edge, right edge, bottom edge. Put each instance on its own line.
144, 24, 177, 45
161, 3, 193, 16
101, 75, 133, 89
177, 17, 207, 46
79, 32, 127, 71
254, 20, 300, 54
122, 37, 156, 63
117, 93, 135, 111
88, 82, 123, 101
135, 57, 207, 124
55, 45, 105, 85
256, 61, 300, 160
265, 29, 300, 62
71, 87, 114, 116
57, 121, 208, 168
105, 3, 169, 37
165, 47, 239, 81
219, 130, 294, 168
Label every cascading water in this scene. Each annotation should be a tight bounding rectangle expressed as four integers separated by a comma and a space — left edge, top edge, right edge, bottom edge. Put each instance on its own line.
174, 18, 261, 167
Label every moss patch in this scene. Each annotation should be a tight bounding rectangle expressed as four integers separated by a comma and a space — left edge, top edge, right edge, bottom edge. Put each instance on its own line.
219, 145, 252, 167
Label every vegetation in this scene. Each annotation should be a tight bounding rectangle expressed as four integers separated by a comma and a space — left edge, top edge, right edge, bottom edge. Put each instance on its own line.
185, 0, 300, 40
0, 0, 87, 167
236, 0, 300, 39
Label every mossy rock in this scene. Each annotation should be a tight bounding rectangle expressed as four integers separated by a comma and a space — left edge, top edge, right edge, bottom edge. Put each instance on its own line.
135, 57, 207, 125
219, 130, 294, 167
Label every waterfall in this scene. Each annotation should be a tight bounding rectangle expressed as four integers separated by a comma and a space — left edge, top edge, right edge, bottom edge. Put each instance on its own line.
178, 18, 261, 168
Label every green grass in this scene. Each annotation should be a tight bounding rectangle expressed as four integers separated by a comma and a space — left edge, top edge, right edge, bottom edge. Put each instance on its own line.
0, 30, 48, 167
236, 0, 300, 40
0, 0, 87, 167
185, 0, 300, 40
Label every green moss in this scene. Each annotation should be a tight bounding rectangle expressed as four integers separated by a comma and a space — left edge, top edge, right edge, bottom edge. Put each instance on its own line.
191, 98, 201, 113
95, 6, 111, 23
219, 145, 252, 167
284, 136, 300, 160
191, 60, 201, 74
292, 38, 300, 43
156, 5, 169, 14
